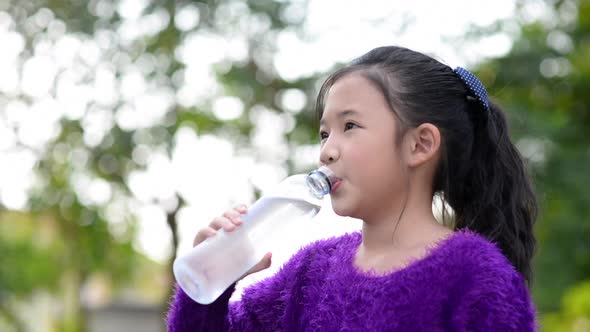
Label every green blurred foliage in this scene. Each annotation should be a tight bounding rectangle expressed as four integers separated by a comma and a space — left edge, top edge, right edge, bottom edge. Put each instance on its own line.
540, 280, 590, 331
1, 0, 317, 331
476, 0, 590, 317
467, 0, 590, 330
0, 212, 61, 294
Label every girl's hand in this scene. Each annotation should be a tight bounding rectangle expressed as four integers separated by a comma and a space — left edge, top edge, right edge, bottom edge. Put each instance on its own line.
192, 204, 273, 280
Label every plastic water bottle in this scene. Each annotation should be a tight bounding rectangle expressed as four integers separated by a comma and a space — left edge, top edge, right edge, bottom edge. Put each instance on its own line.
173, 166, 338, 304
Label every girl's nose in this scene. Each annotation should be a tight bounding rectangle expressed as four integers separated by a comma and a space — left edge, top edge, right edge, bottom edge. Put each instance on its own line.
319, 142, 340, 165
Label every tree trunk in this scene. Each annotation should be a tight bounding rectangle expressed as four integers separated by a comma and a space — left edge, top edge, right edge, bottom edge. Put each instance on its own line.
61, 268, 85, 332
161, 194, 181, 331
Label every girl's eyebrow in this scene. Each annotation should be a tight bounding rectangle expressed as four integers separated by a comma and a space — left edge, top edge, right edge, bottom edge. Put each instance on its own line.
319, 109, 360, 126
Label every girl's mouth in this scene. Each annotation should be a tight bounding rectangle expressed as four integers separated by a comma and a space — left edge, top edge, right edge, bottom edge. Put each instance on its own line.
331, 179, 342, 193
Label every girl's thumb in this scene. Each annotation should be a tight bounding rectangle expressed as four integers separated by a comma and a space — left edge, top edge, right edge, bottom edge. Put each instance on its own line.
258, 252, 272, 270
242, 252, 273, 279
254, 252, 272, 273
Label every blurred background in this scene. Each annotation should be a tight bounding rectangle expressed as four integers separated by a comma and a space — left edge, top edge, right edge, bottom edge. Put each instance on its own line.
0, 0, 588, 331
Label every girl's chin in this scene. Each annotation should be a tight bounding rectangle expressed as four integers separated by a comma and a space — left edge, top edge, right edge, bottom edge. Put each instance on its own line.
330, 198, 355, 217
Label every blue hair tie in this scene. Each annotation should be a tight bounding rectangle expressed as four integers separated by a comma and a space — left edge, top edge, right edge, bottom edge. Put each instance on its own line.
453, 67, 490, 112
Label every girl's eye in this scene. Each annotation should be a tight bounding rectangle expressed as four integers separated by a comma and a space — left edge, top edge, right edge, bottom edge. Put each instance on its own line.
344, 122, 358, 130
320, 123, 358, 141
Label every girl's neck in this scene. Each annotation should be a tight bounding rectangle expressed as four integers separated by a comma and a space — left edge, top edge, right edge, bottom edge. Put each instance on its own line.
358, 193, 452, 256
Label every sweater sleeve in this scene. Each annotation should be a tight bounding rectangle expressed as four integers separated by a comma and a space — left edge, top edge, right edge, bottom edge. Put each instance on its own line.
452, 261, 539, 331
167, 282, 237, 332
166, 243, 314, 332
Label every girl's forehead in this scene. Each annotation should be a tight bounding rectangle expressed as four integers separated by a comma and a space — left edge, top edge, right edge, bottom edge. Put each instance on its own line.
323, 74, 390, 117
328, 73, 376, 95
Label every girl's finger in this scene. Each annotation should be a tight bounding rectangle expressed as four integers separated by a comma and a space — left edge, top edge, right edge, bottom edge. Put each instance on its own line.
209, 217, 228, 230
213, 216, 237, 232
223, 211, 240, 220
193, 227, 217, 247
234, 204, 248, 214
229, 217, 243, 226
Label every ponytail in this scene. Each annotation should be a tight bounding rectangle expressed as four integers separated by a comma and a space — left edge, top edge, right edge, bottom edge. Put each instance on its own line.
447, 100, 538, 287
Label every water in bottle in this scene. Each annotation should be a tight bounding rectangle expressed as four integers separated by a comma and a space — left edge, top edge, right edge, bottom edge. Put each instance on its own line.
173, 166, 338, 304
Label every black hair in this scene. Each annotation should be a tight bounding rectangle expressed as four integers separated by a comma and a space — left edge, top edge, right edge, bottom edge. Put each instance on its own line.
315, 46, 538, 286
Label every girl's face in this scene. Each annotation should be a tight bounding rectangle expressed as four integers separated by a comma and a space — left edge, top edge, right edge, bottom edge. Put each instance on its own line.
319, 73, 408, 220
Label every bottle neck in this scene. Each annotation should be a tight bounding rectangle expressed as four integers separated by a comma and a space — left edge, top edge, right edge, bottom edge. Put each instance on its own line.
306, 166, 337, 199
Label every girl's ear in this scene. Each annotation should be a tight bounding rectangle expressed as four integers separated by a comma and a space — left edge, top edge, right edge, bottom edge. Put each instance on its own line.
406, 123, 441, 168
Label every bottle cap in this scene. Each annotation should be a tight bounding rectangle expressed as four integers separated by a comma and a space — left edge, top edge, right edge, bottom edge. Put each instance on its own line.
306, 166, 339, 198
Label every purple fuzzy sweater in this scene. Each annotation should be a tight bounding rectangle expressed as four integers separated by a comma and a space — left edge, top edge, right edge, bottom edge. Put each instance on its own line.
167, 229, 538, 331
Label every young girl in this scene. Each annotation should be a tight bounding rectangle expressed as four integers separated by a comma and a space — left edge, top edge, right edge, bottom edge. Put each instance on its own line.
167, 46, 538, 331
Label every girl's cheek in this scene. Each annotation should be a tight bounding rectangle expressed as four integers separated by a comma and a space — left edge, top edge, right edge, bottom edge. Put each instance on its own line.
346, 144, 365, 159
